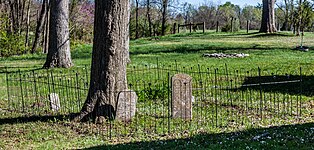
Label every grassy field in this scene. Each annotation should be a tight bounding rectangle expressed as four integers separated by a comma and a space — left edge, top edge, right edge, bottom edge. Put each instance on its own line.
0, 120, 313, 149
1, 31, 313, 70
0, 31, 313, 149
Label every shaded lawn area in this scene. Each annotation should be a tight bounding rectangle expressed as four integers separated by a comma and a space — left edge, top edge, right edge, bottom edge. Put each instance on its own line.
235, 75, 314, 97
0, 112, 313, 149
86, 122, 314, 150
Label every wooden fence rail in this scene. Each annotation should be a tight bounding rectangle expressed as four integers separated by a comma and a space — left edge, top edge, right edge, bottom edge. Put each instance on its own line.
175, 22, 206, 34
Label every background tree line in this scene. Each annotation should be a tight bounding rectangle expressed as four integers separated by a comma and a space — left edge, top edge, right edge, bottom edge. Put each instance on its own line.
0, 0, 313, 57
130, 0, 313, 38
0, 0, 94, 57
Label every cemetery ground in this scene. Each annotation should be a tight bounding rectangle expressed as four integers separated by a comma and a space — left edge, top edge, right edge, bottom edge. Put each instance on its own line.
0, 31, 313, 149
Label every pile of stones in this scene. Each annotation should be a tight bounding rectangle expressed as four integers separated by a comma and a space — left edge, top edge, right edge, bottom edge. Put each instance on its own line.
203, 53, 249, 58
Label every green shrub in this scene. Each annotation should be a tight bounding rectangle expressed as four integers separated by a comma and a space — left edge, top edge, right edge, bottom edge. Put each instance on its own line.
0, 32, 27, 57
137, 83, 168, 102
221, 24, 232, 32
221, 21, 240, 32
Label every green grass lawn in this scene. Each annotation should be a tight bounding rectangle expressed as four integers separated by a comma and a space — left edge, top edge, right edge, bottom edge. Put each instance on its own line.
0, 119, 313, 149
0, 31, 313, 149
1, 31, 313, 71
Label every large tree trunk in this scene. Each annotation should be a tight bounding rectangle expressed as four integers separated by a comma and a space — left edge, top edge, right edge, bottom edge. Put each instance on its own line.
7, 0, 26, 35
8, 0, 17, 34
296, 0, 303, 36
43, 5, 50, 54
135, 0, 139, 39
43, 0, 73, 68
24, 0, 31, 48
146, 0, 152, 37
161, 0, 168, 36
31, 0, 48, 54
75, 0, 130, 122
280, 0, 291, 31
1, 1, 12, 34
290, 0, 295, 32
260, 0, 277, 33
20, 0, 26, 35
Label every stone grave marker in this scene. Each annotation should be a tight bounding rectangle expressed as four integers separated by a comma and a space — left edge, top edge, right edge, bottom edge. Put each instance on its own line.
49, 93, 60, 112
116, 90, 138, 122
172, 74, 193, 120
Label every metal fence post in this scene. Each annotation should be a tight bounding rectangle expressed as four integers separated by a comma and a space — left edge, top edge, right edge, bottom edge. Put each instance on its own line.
168, 72, 171, 134
258, 67, 263, 120
75, 72, 81, 109
18, 69, 25, 113
32, 70, 39, 112
173, 23, 176, 34
247, 20, 250, 33
84, 65, 89, 86
5, 67, 10, 111
214, 68, 218, 127
299, 67, 302, 119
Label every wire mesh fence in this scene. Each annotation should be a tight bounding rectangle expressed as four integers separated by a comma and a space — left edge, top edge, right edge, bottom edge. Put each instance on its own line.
0, 63, 311, 139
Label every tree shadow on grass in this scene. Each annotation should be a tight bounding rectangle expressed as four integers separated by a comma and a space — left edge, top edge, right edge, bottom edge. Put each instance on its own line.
248, 33, 295, 38
0, 113, 79, 125
0, 106, 116, 125
0, 67, 44, 74
82, 122, 314, 150
0, 54, 46, 62
130, 45, 287, 55
235, 75, 314, 97
171, 31, 260, 37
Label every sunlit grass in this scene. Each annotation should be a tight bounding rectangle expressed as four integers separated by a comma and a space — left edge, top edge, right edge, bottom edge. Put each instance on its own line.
0, 31, 313, 149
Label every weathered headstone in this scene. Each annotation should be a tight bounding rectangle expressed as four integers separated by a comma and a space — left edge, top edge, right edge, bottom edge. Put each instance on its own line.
172, 74, 193, 120
116, 90, 138, 122
49, 93, 60, 112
